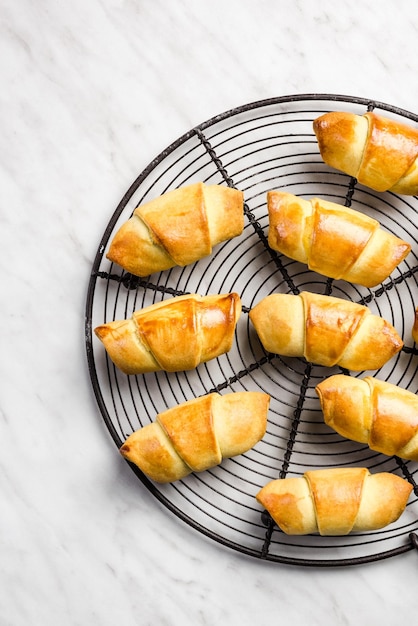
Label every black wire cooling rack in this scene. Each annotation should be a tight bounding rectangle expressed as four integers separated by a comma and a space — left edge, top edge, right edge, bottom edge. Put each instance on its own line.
85, 93, 418, 566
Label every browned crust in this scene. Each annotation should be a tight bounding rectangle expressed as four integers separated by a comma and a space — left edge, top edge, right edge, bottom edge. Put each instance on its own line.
314, 110, 418, 194
316, 374, 418, 462
107, 183, 244, 276
95, 293, 241, 375
256, 467, 412, 535
120, 391, 269, 482
301, 291, 368, 367
358, 112, 418, 192
267, 191, 410, 287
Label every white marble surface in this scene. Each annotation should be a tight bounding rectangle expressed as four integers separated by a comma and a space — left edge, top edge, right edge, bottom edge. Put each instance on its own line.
2, 0, 418, 624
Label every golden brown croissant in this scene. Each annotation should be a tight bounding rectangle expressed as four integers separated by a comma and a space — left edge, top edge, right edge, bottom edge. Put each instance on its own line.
120, 391, 270, 482
94, 292, 241, 374
267, 191, 410, 288
316, 374, 418, 461
249, 291, 403, 371
413, 307, 418, 343
107, 182, 244, 276
256, 467, 412, 535
313, 110, 418, 194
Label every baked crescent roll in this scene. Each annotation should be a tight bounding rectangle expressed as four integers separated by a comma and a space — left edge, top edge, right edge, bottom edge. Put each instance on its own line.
267, 191, 410, 287
249, 291, 403, 371
413, 307, 418, 343
94, 292, 241, 374
316, 374, 418, 461
313, 110, 418, 194
107, 182, 244, 276
256, 467, 412, 535
120, 391, 270, 482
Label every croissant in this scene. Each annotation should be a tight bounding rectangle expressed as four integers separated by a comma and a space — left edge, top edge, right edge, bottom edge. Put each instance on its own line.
313, 110, 418, 194
94, 292, 241, 375
316, 374, 418, 461
107, 182, 244, 276
267, 191, 410, 288
256, 467, 412, 536
249, 291, 403, 371
413, 307, 418, 343
120, 391, 270, 482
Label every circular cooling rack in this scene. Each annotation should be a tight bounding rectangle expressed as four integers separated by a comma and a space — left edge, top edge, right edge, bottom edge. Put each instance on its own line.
85, 94, 418, 566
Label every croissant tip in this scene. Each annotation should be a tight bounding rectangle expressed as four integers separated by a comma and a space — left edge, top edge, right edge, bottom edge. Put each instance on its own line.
120, 443, 130, 456
94, 325, 107, 340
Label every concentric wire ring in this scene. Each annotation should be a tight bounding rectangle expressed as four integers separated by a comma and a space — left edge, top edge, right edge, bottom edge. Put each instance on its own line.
85, 94, 418, 566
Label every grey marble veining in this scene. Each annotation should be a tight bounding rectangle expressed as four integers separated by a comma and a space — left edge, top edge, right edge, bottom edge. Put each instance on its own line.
1, 0, 418, 624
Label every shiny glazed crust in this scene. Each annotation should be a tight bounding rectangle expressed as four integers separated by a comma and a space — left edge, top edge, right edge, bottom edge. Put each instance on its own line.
413, 307, 418, 343
106, 182, 244, 276
267, 191, 411, 287
313, 110, 418, 194
256, 467, 412, 535
316, 374, 418, 461
120, 391, 270, 482
94, 292, 242, 374
249, 291, 403, 371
